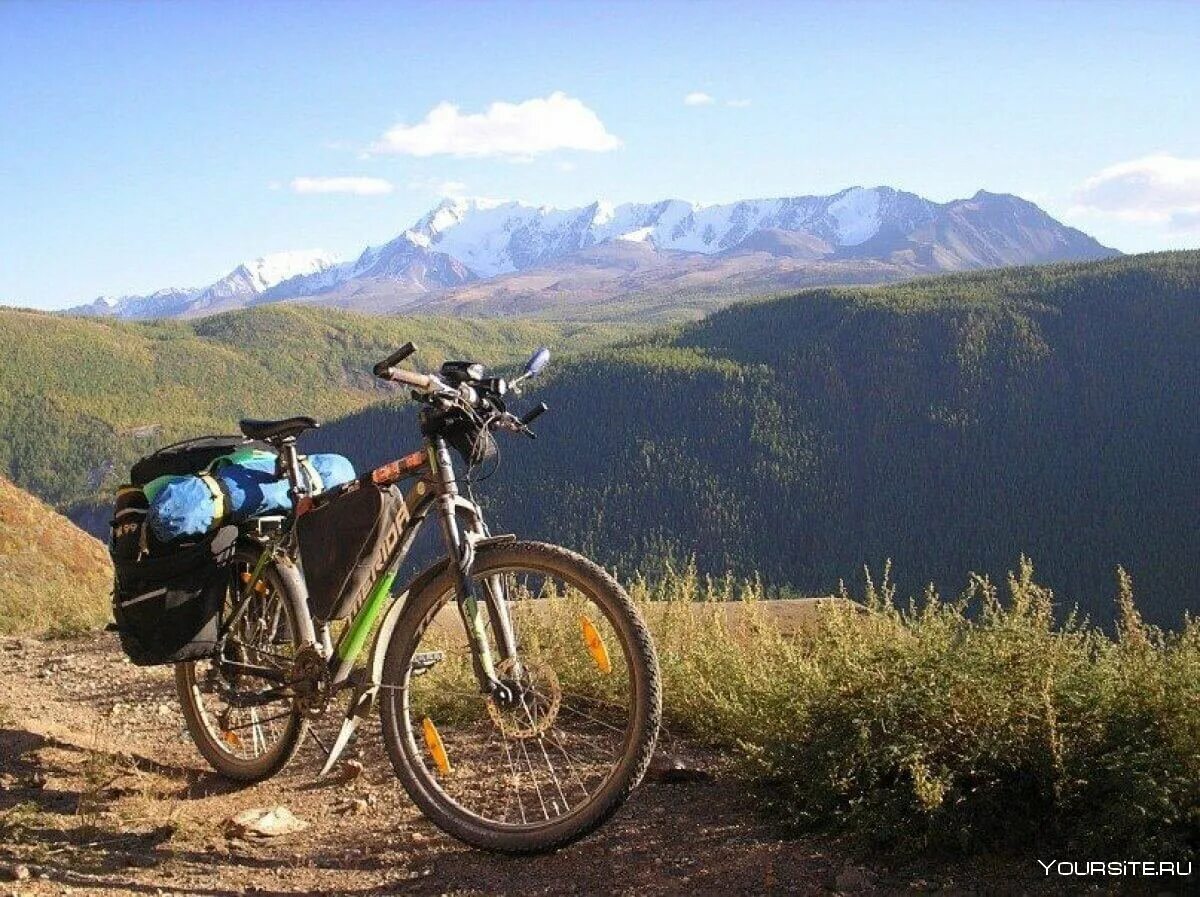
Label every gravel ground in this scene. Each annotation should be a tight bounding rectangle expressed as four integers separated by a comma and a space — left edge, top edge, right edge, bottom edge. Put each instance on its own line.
0, 634, 1141, 896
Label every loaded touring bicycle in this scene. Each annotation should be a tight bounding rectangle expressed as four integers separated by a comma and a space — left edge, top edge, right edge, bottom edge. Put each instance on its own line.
109, 344, 662, 853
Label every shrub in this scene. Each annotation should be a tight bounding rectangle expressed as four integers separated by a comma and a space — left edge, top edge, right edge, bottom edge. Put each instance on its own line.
636, 558, 1198, 860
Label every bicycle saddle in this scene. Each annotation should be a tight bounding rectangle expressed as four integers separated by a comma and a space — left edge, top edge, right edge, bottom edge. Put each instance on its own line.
238, 416, 319, 441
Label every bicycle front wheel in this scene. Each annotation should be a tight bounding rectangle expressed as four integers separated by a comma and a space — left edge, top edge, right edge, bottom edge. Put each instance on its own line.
379, 541, 661, 854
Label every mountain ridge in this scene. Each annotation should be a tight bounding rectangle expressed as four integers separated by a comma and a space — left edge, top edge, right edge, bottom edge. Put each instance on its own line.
71, 249, 339, 319
68, 187, 1117, 321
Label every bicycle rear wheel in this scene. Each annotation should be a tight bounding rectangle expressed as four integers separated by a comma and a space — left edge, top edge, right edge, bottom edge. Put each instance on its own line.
379, 541, 661, 854
175, 545, 309, 781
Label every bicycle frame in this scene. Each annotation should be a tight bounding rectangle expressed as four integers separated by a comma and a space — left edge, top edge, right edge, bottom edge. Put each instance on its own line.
220, 434, 519, 717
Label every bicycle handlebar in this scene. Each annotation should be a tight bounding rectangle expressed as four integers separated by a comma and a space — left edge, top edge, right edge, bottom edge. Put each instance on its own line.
386, 367, 439, 391
372, 341, 416, 378
372, 344, 547, 439
373, 342, 449, 393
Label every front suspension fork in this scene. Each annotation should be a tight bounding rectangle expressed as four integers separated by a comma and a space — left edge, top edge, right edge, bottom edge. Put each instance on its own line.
430, 439, 520, 696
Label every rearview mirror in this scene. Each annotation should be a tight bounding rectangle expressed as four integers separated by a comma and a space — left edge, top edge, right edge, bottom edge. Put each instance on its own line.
523, 346, 551, 379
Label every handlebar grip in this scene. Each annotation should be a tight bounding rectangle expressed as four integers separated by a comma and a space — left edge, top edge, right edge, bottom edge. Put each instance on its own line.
388, 368, 434, 390
520, 402, 549, 426
373, 342, 416, 378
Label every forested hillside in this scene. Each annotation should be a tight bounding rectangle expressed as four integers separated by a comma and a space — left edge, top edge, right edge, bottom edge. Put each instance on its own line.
309, 251, 1200, 626
0, 304, 635, 520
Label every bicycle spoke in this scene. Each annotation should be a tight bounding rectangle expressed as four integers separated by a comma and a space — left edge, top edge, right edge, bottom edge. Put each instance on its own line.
546, 728, 593, 800
221, 710, 293, 732
395, 563, 641, 831
500, 735, 527, 824
543, 694, 627, 736
186, 558, 299, 766
535, 735, 570, 813
517, 735, 549, 820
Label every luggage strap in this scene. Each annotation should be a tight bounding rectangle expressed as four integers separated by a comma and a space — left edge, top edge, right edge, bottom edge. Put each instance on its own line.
300, 457, 324, 495
197, 473, 228, 523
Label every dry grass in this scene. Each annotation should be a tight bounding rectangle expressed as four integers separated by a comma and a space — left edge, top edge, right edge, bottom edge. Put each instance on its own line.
0, 475, 112, 636
456, 558, 1197, 859
627, 559, 1199, 860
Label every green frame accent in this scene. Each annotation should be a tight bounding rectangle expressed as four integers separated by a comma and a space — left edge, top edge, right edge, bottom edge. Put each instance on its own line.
338, 570, 397, 663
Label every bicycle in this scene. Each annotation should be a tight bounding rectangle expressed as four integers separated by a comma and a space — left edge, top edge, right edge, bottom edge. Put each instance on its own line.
172, 343, 662, 853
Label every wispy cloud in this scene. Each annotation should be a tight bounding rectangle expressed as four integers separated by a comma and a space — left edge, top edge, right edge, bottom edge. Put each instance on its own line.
289, 176, 395, 196
1073, 154, 1200, 230
368, 92, 621, 159
684, 92, 750, 109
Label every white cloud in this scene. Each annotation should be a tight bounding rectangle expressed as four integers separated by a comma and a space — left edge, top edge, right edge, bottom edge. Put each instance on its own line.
1170, 209, 1200, 231
684, 92, 750, 108
289, 176, 395, 196
556, 160, 576, 172
1073, 154, 1200, 230
368, 92, 621, 158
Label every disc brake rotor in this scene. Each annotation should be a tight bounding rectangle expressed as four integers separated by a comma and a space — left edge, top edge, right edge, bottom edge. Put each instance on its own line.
486, 658, 562, 739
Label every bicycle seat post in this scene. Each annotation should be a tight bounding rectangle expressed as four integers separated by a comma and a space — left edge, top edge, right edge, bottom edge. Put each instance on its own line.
275, 436, 306, 505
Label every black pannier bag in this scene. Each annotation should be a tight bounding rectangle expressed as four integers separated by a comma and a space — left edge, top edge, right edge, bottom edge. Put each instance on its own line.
110, 484, 150, 562
298, 483, 405, 620
130, 435, 273, 485
111, 525, 237, 666
108, 435, 276, 666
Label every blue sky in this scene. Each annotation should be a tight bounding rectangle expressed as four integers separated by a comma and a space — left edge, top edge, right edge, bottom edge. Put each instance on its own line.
2, 0, 1198, 309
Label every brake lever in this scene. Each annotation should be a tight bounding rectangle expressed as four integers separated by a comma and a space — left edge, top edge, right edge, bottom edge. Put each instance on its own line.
491, 412, 537, 439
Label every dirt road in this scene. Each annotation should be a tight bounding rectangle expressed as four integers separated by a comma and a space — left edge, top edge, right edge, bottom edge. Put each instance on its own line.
0, 634, 1096, 896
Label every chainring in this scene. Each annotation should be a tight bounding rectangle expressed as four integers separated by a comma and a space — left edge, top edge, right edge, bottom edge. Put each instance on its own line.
291, 645, 330, 718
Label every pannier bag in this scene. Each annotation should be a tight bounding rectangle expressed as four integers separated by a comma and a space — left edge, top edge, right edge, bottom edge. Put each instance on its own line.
298, 483, 405, 620
109, 434, 354, 666
111, 525, 237, 666
146, 450, 355, 543
130, 435, 273, 485
110, 484, 150, 564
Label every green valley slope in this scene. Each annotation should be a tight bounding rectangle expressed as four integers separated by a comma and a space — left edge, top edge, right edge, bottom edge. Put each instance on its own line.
310, 251, 1200, 627
0, 304, 637, 518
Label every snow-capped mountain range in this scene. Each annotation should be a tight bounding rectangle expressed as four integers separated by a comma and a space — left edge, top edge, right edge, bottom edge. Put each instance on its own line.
73, 250, 340, 318
69, 187, 1117, 320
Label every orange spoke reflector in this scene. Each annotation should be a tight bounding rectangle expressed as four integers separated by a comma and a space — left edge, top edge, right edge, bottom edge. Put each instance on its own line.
422, 717, 452, 775
580, 616, 612, 674
221, 730, 241, 748
240, 571, 267, 594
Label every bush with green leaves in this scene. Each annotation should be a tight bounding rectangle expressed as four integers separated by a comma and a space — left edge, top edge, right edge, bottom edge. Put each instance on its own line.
635, 558, 1198, 859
